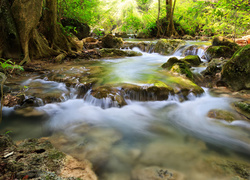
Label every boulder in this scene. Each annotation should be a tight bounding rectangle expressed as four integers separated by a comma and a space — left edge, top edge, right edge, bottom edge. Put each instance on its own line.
153, 39, 185, 55
221, 44, 250, 91
205, 46, 234, 61
183, 55, 202, 66
101, 34, 123, 48
212, 36, 240, 50
162, 57, 193, 80
61, 18, 90, 40
201, 58, 229, 77
161, 57, 180, 69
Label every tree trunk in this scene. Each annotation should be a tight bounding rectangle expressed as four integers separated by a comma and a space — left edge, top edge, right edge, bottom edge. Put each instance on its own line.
1, 0, 82, 64
166, 0, 178, 37
156, 0, 162, 38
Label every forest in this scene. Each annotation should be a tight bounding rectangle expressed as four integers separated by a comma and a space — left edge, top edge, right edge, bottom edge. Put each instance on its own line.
0, 0, 250, 180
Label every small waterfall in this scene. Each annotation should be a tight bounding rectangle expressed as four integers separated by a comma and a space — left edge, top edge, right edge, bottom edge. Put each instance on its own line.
173, 44, 208, 59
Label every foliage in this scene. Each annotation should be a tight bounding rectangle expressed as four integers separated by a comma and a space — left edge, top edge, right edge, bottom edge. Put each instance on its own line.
58, 0, 101, 25
0, 58, 24, 74
58, 0, 249, 37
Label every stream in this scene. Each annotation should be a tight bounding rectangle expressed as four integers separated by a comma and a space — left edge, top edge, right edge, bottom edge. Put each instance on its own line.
1, 40, 250, 179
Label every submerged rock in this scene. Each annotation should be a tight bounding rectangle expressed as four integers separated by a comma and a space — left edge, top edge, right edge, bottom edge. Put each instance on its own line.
0, 135, 97, 179
207, 109, 243, 122
99, 48, 142, 58
221, 44, 250, 91
131, 166, 186, 180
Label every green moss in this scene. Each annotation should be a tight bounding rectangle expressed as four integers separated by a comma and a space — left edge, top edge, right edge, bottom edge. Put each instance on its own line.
207, 109, 241, 122
99, 48, 142, 58
161, 57, 179, 69
183, 55, 202, 66
221, 45, 250, 91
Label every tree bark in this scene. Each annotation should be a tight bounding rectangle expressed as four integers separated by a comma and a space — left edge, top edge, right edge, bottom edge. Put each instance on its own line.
1, 0, 82, 64
156, 0, 162, 37
166, 0, 178, 37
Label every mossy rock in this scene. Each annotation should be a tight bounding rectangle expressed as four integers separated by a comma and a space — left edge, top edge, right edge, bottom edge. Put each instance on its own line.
164, 74, 204, 97
233, 101, 250, 119
153, 39, 185, 55
221, 44, 250, 91
162, 57, 193, 80
101, 34, 123, 48
212, 36, 240, 50
201, 58, 229, 76
205, 46, 234, 61
170, 63, 193, 80
161, 57, 180, 69
183, 55, 202, 66
207, 109, 242, 122
99, 48, 142, 58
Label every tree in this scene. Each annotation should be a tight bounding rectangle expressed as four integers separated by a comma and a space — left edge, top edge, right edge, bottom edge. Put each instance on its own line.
166, 0, 178, 37
0, 0, 82, 65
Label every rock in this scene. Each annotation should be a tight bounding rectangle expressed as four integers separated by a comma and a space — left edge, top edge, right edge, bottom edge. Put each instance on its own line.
60, 155, 98, 180
61, 18, 90, 40
205, 46, 234, 61
212, 36, 240, 50
162, 57, 193, 80
101, 34, 123, 48
115, 32, 129, 38
161, 57, 180, 69
201, 58, 229, 77
131, 166, 186, 180
183, 55, 202, 66
204, 157, 250, 180
153, 39, 185, 55
0, 136, 97, 179
99, 48, 142, 58
232, 101, 250, 119
182, 35, 194, 40
207, 109, 243, 122
221, 44, 250, 91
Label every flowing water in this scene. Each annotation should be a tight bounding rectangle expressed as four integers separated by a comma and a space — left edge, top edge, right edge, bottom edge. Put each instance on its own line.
1, 42, 250, 180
